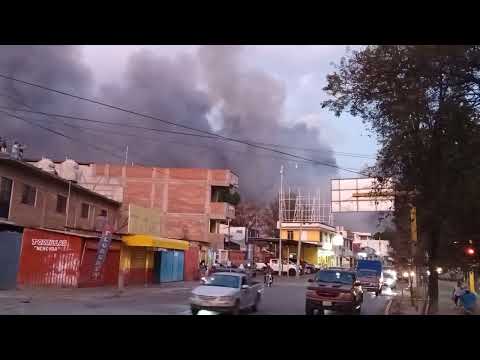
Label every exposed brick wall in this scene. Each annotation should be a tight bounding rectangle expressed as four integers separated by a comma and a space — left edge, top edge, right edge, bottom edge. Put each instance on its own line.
169, 168, 208, 180
81, 165, 236, 244
167, 183, 207, 214
126, 166, 153, 178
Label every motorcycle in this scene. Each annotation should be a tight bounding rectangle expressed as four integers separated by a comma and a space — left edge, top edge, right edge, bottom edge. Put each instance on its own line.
264, 273, 273, 287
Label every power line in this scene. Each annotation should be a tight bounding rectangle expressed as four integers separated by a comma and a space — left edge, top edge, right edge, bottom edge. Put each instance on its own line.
0, 93, 151, 165
0, 103, 375, 159
0, 74, 369, 176
0, 98, 367, 170
0, 110, 125, 161
0, 105, 373, 175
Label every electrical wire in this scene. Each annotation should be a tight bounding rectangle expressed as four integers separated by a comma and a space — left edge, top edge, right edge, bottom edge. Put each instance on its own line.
0, 104, 374, 159
0, 74, 369, 176
0, 110, 125, 161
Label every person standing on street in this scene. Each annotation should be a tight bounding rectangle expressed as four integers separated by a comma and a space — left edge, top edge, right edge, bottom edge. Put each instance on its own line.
452, 280, 465, 307
11, 141, 20, 160
0, 137, 7, 153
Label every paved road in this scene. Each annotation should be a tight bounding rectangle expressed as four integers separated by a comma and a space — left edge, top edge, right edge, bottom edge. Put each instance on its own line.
0, 276, 395, 315
197, 276, 395, 315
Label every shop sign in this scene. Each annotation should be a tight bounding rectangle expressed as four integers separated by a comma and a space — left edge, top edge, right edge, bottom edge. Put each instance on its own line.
91, 226, 113, 280
32, 238, 69, 252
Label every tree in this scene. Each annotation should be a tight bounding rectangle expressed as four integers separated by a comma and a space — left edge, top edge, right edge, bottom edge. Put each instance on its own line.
322, 46, 480, 311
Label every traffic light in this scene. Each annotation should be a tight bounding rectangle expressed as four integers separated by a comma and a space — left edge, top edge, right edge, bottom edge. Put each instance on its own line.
466, 247, 475, 255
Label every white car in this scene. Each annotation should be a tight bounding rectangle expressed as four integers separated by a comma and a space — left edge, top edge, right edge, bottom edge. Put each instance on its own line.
190, 272, 264, 315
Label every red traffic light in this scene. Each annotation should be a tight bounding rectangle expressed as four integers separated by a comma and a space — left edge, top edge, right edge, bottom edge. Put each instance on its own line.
466, 247, 475, 255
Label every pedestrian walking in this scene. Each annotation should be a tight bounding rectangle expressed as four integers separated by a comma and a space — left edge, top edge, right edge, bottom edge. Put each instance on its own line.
452, 280, 465, 307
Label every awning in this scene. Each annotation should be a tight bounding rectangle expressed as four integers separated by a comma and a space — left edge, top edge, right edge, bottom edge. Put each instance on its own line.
122, 234, 189, 251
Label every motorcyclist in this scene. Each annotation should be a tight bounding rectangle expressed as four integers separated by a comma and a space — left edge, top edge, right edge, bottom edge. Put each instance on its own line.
264, 264, 273, 287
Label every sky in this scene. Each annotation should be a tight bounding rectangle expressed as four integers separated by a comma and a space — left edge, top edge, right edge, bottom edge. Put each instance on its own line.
0, 45, 384, 232
81, 45, 378, 178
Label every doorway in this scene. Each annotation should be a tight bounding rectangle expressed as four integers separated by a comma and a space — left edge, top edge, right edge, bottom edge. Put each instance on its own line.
154, 250, 185, 283
0, 177, 13, 219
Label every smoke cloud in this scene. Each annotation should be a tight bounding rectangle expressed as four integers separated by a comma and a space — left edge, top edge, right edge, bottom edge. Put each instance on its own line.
0, 45, 338, 204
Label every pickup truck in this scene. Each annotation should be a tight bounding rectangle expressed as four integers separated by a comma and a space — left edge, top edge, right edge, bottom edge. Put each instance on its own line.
190, 272, 264, 315
356, 260, 383, 296
305, 268, 363, 315
257, 259, 301, 276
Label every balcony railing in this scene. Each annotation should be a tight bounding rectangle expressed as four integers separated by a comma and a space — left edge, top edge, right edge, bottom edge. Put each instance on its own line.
210, 202, 235, 220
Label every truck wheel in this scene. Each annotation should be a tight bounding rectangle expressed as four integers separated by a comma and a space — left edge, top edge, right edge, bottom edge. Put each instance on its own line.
289, 268, 296, 276
305, 303, 314, 315
351, 305, 361, 315
191, 307, 199, 315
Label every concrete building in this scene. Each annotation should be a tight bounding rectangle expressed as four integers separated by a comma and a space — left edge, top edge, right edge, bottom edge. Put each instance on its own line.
65, 163, 239, 284
0, 155, 122, 289
1, 156, 120, 232
279, 222, 337, 267
352, 231, 393, 261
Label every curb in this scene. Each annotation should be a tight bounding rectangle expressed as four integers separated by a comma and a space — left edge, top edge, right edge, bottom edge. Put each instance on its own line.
384, 299, 393, 315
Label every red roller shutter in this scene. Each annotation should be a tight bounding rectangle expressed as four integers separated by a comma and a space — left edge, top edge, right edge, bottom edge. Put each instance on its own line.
184, 246, 199, 281
17, 228, 82, 288
78, 239, 120, 287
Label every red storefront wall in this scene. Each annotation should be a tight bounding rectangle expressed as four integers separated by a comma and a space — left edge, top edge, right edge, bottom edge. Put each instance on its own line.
78, 239, 121, 287
17, 228, 83, 288
184, 246, 199, 281
228, 250, 246, 266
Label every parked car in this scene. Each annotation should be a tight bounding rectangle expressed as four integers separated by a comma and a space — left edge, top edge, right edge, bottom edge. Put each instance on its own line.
305, 269, 363, 315
264, 258, 301, 276
190, 272, 264, 315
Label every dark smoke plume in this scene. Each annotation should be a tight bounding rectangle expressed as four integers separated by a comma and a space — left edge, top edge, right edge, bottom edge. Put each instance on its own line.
0, 45, 339, 204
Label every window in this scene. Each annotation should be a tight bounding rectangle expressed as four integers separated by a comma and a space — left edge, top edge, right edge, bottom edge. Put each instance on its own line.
0, 177, 13, 219
21, 184, 36, 206
56, 195, 67, 214
81, 203, 90, 219
287, 230, 294, 240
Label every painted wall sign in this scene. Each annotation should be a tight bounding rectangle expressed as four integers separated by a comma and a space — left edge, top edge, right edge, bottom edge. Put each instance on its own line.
31, 238, 69, 252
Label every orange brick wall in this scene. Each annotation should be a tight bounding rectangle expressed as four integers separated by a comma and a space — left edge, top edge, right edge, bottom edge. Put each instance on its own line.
89, 165, 235, 245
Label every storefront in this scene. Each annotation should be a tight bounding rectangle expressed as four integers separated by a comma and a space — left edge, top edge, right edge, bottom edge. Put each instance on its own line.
121, 234, 190, 285
17, 228, 120, 288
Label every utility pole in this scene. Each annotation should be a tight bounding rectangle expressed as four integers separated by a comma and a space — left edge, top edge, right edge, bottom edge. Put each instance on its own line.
297, 222, 302, 278
278, 165, 284, 277
124, 145, 129, 165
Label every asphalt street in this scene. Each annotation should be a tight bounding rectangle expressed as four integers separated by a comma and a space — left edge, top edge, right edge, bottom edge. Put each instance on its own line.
0, 276, 395, 315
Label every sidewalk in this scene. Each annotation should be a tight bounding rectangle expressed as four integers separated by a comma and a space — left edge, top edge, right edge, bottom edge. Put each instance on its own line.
0, 281, 199, 315
435, 280, 478, 315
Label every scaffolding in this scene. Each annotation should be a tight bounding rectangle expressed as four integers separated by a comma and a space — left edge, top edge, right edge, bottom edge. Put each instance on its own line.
280, 188, 334, 226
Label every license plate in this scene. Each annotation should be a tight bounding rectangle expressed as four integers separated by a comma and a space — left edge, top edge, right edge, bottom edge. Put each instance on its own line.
322, 301, 332, 306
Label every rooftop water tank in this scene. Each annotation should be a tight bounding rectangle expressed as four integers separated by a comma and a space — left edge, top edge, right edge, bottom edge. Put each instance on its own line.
35, 157, 57, 175
60, 158, 80, 182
